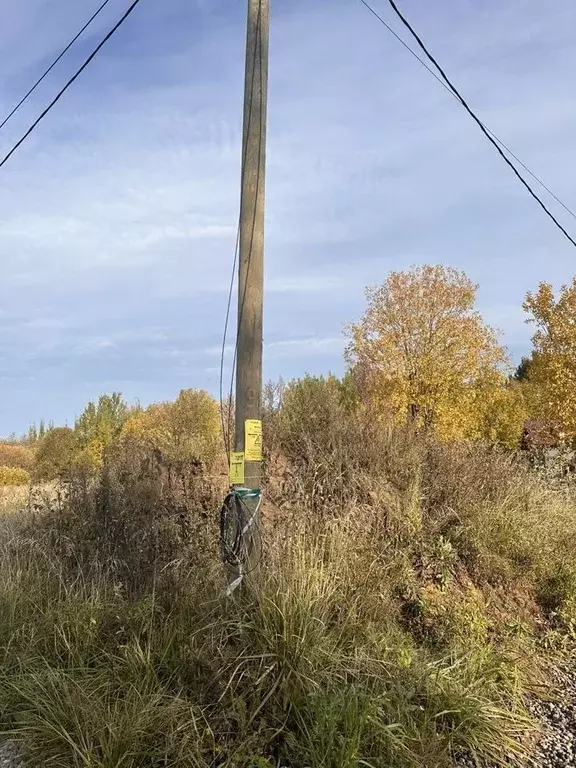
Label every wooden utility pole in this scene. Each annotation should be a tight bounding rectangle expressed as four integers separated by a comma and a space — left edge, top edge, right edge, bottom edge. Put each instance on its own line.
233, 0, 269, 547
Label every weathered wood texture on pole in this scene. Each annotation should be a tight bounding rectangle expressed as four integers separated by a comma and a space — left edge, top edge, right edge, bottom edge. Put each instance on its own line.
235, 0, 269, 496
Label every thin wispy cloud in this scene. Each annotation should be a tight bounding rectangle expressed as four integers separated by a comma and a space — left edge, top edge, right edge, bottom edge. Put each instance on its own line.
0, 0, 575, 432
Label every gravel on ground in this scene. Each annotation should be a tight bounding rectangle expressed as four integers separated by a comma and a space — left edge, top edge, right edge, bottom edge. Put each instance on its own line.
455, 661, 576, 768
0, 743, 23, 768
527, 661, 576, 768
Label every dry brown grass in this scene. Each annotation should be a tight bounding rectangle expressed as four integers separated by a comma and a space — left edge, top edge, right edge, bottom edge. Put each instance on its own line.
0, 484, 29, 515
0, 483, 63, 519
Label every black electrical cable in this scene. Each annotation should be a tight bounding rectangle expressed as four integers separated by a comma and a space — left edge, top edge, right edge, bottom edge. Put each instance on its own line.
359, 0, 576, 246
0, 0, 145, 170
220, 491, 245, 566
219, 226, 241, 459
0, 0, 114, 132
219, 490, 262, 571
358, 0, 576, 223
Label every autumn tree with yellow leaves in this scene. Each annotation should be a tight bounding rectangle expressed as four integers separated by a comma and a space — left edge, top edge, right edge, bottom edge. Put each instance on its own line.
33, 427, 76, 480
122, 389, 221, 469
346, 265, 513, 441
74, 393, 129, 469
523, 278, 576, 441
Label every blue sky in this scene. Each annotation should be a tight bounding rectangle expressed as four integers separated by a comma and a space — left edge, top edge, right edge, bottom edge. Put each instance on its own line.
0, 0, 575, 434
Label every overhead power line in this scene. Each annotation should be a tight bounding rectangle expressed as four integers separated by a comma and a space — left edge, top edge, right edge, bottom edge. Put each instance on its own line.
359, 0, 576, 246
357, 0, 574, 221
0, 0, 113, 133
0, 0, 144, 170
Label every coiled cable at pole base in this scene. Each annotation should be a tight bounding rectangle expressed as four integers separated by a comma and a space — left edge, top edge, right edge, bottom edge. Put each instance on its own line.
219, 487, 262, 596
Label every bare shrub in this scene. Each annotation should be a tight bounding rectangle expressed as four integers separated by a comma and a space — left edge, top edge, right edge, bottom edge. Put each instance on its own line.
31, 436, 223, 598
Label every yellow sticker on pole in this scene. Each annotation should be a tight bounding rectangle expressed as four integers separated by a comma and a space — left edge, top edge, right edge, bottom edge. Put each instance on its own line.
229, 452, 245, 485
244, 419, 263, 462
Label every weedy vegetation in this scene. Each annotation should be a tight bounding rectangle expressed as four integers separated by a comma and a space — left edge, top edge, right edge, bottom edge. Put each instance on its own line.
0, 404, 575, 768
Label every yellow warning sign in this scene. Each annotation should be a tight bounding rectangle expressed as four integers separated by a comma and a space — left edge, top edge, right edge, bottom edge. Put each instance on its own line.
229, 452, 245, 485
245, 419, 263, 462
